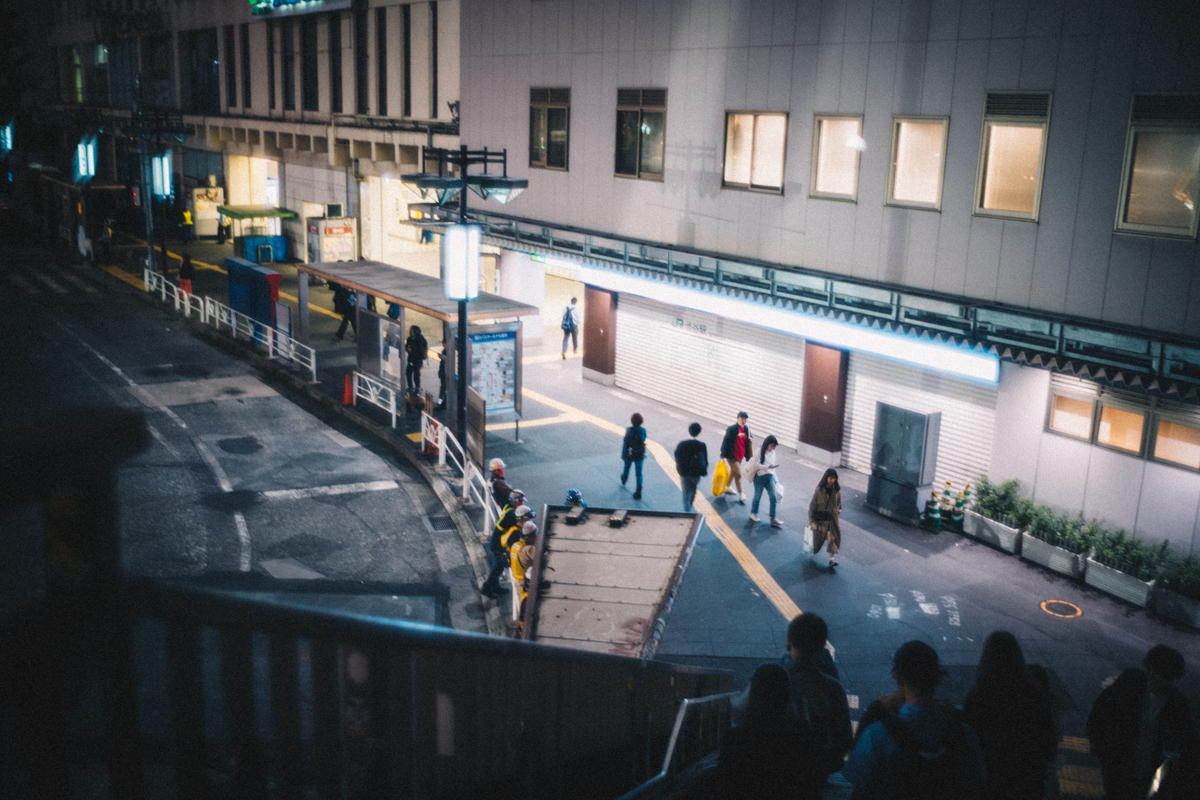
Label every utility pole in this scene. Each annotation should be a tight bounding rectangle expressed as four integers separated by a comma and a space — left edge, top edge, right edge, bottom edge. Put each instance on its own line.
132, 73, 156, 274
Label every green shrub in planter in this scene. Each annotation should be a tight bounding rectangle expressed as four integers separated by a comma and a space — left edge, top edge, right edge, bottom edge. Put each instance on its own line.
1089, 529, 1168, 582
1158, 555, 1200, 603
973, 477, 1025, 526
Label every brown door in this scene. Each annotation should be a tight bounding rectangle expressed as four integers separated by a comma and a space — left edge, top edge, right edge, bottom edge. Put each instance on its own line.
582, 286, 617, 375
800, 342, 848, 452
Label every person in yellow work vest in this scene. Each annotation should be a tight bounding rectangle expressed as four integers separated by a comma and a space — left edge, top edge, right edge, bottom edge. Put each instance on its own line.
181, 207, 194, 243
481, 496, 530, 600
510, 521, 539, 599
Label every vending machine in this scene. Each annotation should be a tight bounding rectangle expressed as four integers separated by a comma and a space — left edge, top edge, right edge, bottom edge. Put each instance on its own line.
306, 214, 358, 263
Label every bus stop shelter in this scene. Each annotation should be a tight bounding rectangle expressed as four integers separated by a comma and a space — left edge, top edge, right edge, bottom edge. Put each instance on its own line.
293, 260, 538, 344
217, 205, 298, 264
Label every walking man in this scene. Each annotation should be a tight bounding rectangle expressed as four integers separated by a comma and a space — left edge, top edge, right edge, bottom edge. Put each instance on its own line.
720, 412, 753, 505
332, 283, 357, 340
561, 297, 579, 359
674, 423, 708, 512
405, 325, 428, 391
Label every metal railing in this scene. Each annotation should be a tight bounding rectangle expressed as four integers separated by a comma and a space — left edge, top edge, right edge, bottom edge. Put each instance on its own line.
419, 410, 498, 526
351, 371, 400, 428
143, 269, 317, 382
615, 691, 738, 800
443, 209, 1200, 394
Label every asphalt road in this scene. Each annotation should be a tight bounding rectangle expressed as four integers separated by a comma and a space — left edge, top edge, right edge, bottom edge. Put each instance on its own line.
0, 216, 486, 634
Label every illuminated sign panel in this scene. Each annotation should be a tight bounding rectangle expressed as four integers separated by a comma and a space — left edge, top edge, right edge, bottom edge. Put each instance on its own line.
74, 135, 96, 183
247, 0, 351, 16
151, 151, 173, 198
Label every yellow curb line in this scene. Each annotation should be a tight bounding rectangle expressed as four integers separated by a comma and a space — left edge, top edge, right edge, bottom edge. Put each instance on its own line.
101, 265, 145, 290
522, 351, 582, 364
522, 388, 801, 622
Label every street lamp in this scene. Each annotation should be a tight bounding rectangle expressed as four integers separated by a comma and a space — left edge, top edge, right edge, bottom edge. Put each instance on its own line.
441, 224, 481, 447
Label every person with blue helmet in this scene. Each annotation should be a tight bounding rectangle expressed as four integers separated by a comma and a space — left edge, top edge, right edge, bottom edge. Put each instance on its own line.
565, 488, 587, 508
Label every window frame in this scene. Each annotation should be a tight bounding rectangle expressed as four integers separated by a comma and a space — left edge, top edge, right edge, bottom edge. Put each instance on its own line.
973, 91, 1052, 222
1114, 94, 1200, 240
529, 87, 570, 171
1093, 401, 1148, 457
1044, 386, 1149, 458
809, 113, 864, 203
1149, 412, 1200, 471
614, 88, 667, 182
721, 110, 788, 195
886, 115, 949, 211
1045, 391, 1097, 443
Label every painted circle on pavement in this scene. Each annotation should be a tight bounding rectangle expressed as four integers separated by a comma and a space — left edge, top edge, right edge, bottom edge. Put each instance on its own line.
1041, 599, 1082, 618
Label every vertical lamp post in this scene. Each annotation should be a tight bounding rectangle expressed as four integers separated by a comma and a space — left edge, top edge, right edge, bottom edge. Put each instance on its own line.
441, 224, 481, 446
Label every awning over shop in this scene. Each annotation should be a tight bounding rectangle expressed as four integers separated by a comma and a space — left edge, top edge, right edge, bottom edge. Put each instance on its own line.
296, 260, 538, 323
216, 205, 298, 220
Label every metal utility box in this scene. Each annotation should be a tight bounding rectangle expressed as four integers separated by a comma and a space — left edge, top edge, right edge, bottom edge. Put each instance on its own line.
225, 257, 282, 327
866, 401, 941, 525
306, 216, 358, 263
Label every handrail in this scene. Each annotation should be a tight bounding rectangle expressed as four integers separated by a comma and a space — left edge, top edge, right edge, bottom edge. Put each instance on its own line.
142, 269, 317, 381
351, 371, 400, 428
614, 691, 738, 800
439, 209, 1200, 395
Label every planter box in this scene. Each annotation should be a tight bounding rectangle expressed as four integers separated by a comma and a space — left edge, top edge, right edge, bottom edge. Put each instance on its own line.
1154, 587, 1200, 630
1020, 533, 1086, 580
1085, 557, 1155, 608
962, 510, 1022, 554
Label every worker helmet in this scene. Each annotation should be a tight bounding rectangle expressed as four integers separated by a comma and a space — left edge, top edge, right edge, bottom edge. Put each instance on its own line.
566, 489, 583, 504
521, 520, 538, 538
508, 489, 526, 507
515, 505, 533, 520
488, 458, 506, 475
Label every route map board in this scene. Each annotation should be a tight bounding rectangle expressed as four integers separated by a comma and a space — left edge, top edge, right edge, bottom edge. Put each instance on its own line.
469, 330, 517, 414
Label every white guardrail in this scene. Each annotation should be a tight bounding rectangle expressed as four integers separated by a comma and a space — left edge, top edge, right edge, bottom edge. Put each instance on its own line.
143, 269, 317, 382
351, 371, 399, 429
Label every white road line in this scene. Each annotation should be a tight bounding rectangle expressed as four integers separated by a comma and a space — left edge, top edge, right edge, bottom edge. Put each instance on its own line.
8, 273, 41, 294
260, 480, 399, 500
192, 439, 234, 492
61, 272, 100, 294
32, 272, 68, 293
234, 513, 251, 571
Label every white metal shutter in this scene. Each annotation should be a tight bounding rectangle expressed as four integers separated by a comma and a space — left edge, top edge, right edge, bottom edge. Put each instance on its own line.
614, 294, 805, 446
843, 353, 998, 489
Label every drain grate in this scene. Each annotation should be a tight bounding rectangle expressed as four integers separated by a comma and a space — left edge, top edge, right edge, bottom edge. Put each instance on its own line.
424, 515, 455, 532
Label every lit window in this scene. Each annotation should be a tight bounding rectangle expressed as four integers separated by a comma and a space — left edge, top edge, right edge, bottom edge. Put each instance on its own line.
1048, 395, 1093, 439
1097, 406, 1145, 454
1154, 419, 1200, 469
615, 89, 666, 180
723, 112, 787, 193
0, 121, 12, 154
1115, 95, 1200, 239
810, 115, 863, 201
888, 118, 947, 209
530, 88, 570, 170
975, 92, 1051, 220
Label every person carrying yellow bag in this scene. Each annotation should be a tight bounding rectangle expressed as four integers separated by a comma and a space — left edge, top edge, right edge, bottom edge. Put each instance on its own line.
712, 457, 731, 496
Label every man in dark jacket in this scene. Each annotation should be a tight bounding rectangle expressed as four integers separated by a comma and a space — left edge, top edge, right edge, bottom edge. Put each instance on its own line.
405, 325, 428, 391
783, 614, 853, 798
332, 283, 356, 340
1088, 644, 1198, 800
719, 412, 753, 504
674, 422, 708, 513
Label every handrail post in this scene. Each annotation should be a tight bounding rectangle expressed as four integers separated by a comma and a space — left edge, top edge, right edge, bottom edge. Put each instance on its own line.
438, 427, 447, 467
389, 390, 397, 429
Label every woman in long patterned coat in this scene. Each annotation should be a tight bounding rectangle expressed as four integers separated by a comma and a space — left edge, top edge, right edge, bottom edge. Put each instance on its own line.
808, 468, 842, 568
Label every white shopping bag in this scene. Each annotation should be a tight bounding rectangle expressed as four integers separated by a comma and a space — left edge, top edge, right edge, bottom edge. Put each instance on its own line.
803, 525, 814, 555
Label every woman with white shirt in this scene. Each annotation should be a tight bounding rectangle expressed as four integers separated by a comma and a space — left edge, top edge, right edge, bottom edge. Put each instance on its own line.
749, 435, 781, 527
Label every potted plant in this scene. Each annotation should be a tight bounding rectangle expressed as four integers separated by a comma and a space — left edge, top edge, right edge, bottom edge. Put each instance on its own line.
1020, 509, 1093, 581
963, 477, 1024, 554
1085, 529, 1167, 608
1154, 555, 1200, 629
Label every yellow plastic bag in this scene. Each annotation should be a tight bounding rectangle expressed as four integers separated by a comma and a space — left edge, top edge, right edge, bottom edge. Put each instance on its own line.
712, 459, 731, 497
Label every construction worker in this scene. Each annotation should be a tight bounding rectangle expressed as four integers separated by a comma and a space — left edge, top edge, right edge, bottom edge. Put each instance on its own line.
490, 458, 512, 508
565, 488, 587, 509
481, 495, 529, 600
511, 520, 540, 604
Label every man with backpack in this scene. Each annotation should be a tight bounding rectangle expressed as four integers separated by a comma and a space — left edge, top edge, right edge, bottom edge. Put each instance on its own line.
561, 296, 579, 359
674, 422, 708, 512
843, 640, 986, 800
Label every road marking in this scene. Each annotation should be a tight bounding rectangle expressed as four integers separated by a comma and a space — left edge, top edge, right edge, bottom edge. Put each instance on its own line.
1041, 599, 1082, 618
522, 388, 803, 622
260, 558, 324, 579
486, 413, 578, 431
522, 351, 581, 364
61, 272, 101, 294
194, 438, 252, 572
32, 272, 68, 293
8, 272, 41, 294
260, 480, 398, 500
101, 265, 145, 289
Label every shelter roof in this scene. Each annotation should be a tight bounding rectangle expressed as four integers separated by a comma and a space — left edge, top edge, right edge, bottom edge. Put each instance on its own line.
297, 261, 538, 322
216, 205, 298, 220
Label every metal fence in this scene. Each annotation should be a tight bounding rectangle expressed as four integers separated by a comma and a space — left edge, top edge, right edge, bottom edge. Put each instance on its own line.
143, 269, 317, 382
351, 371, 400, 428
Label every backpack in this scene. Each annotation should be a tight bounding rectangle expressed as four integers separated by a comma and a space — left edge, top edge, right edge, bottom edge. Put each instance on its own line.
878, 715, 966, 800
561, 305, 576, 330
625, 427, 645, 461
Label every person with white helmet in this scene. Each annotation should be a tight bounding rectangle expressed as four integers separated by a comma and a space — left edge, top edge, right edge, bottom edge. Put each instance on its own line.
511, 520, 540, 607
489, 458, 512, 507
481, 495, 531, 600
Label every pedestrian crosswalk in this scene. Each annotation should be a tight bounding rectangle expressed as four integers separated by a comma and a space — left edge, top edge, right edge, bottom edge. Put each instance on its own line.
1, 258, 111, 299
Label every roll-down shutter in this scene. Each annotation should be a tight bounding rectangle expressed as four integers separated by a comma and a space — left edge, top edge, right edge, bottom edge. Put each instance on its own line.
843, 353, 997, 488
614, 295, 805, 445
